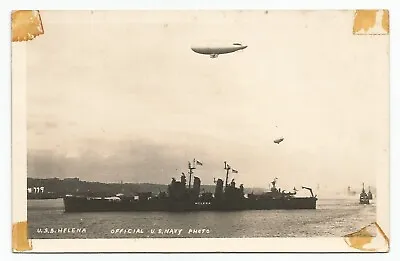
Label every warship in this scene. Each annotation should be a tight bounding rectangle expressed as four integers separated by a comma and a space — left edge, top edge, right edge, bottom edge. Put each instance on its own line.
63, 160, 318, 213
367, 186, 373, 200
359, 183, 370, 204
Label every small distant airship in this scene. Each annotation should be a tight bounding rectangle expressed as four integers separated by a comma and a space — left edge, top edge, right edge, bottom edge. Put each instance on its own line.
191, 42, 248, 58
274, 137, 284, 144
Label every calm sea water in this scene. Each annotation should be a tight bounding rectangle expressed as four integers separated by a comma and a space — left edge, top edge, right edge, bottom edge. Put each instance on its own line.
27, 197, 376, 239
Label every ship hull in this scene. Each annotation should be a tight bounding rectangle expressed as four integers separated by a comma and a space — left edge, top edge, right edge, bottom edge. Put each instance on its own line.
63, 196, 318, 213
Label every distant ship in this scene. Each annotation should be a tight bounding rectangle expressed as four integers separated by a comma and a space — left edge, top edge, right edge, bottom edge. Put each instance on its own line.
347, 186, 357, 196
63, 160, 318, 213
359, 183, 370, 204
367, 186, 373, 200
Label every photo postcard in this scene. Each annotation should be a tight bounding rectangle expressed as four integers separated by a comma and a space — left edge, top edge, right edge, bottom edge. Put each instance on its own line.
11, 10, 390, 253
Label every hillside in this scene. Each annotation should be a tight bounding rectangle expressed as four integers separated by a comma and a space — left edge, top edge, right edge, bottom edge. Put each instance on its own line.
27, 177, 266, 199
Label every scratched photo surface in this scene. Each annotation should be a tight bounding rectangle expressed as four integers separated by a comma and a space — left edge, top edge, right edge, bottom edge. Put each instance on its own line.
21, 10, 388, 240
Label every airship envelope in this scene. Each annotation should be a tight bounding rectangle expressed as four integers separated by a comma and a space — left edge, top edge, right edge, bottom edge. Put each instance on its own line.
274, 137, 284, 144
190, 43, 248, 58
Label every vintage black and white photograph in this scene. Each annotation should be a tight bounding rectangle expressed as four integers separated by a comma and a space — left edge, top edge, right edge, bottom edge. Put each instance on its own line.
11, 9, 389, 252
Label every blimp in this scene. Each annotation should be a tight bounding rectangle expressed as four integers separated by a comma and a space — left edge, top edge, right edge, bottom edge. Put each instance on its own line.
274, 137, 284, 144
191, 42, 248, 58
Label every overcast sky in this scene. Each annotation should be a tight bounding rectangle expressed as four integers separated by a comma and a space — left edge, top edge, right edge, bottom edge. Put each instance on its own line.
25, 10, 389, 191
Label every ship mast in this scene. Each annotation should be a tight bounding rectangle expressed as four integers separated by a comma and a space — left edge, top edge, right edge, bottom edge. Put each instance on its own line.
224, 161, 238, 189
224, 161, 230, 188
188, 158, 202, 189
188, 161, 195, 189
